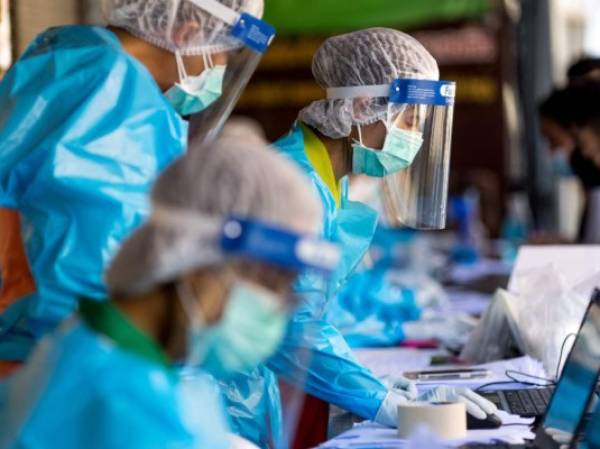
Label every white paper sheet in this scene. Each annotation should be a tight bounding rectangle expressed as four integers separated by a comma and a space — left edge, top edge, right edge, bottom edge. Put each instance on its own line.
354, 348, 441, 379
447, 289, 493, 316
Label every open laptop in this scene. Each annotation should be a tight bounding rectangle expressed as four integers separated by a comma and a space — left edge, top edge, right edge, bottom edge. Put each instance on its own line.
480, 288, 600, 418
462, 288, 600, 449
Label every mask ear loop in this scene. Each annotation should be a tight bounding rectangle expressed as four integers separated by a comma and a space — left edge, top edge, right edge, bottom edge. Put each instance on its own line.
356, 123, 364, 146
175, 51, 188, 83
202, 50, 214, 70
176, 280, 205, 327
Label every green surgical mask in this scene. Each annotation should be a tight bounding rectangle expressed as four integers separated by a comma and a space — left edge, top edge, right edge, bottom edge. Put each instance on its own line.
352, 126, 424, 177
165, 51, 225, 116
180, 281, 288, 378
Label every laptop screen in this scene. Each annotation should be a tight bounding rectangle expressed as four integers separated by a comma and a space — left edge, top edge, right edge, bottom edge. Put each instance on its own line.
535, 289, 600, 448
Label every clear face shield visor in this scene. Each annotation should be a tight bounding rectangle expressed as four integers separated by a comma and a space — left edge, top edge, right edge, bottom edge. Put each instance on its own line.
328, 79, 455, 230
382, 79, 456, 230
155, 209, 340, 449
179, 0, 275, 144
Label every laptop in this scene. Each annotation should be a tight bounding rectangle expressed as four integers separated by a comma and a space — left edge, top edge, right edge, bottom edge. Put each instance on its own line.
462, 288, 600, 449
480, 387, 554, 418
480, 288, 600, 418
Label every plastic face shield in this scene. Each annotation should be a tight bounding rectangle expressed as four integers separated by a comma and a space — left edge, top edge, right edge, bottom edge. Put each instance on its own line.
382, 79, 456, 230
220, 217, 340, 449
220, 217, 341, 276
184, 0, 276, 144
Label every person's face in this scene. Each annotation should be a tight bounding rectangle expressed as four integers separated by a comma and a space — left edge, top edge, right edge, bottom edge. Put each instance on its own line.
584, 69, 600, 81
351, 104, 426, 151
540, 118, 576, 154
233, 261, 298, 301
352, 121, 387, 150
391, 104, 428, 132
574, 126, 600, 169
180, 261, 298, 326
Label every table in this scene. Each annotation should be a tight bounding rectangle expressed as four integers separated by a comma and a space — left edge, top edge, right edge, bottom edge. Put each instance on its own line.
322, 348, 545, 448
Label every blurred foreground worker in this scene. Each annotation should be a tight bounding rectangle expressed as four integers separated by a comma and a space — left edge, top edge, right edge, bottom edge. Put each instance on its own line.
0, 131, 340, 449
220, 28, 496, 448
0, 0, 274, 369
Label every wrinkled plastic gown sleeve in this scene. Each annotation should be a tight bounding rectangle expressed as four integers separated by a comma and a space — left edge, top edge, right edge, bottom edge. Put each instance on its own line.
218, 274, 389, 449
0, 26, 187, 359
216, 365, 283, 449
266, 272, 388, 421
0, 321, 231, 449
326, 268, 421, 347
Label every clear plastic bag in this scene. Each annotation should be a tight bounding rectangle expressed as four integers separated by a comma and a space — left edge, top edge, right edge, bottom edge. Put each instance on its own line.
461, 265, 600, 375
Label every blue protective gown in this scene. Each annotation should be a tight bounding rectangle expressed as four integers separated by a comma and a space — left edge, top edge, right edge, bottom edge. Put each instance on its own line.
0, 25, 187, 361
0, 306, 230, 449
219, 123, 389, 449
327, 268, 421, 348
327, 226, 422, 347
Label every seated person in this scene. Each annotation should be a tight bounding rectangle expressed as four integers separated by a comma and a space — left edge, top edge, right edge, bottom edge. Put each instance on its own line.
0, 130, 332, 448
538, 59, 600, 243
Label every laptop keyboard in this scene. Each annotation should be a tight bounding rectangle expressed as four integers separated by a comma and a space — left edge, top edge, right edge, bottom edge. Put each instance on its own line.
483, 388, 554, 417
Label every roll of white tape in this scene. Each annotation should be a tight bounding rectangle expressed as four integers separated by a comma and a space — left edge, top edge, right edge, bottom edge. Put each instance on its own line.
397, 401, 467, 440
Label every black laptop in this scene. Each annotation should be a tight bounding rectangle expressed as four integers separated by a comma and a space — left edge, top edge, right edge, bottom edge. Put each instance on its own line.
462, 288, 600, 449
480, 289, 600, 418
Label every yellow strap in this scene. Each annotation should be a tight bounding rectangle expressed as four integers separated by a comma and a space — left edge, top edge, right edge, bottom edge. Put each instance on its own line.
300, 123, 341, 207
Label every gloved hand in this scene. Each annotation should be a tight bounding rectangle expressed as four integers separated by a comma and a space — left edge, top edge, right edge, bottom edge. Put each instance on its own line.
374, 385, 497, 427
418, 386, 497, 419
380, 375, 418, 400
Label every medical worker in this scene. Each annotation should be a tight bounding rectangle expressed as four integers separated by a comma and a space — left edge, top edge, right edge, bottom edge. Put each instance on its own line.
539, 87, 600, 243
0, 129, 341, 449
220, 28, 496, 448
0, 0, 273, 372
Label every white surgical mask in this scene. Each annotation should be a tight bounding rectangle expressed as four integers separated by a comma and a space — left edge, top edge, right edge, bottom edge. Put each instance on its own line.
165, 51, 225, 116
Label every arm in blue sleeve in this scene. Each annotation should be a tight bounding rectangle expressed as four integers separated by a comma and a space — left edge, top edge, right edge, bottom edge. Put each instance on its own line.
266, 303, 388, 420
0, 27, 187, 327
326, 270, 422, 348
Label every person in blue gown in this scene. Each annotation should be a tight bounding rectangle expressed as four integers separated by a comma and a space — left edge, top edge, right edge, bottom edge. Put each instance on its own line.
219, 28, 497, 448
0, 128, 334, 449
0, 0, 266, 367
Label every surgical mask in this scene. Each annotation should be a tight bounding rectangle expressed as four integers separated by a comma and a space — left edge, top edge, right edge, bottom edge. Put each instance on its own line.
179, 280, 288, 378
352, 125, 424, 178
165, 51, 225, 116
552, 150, 573, 177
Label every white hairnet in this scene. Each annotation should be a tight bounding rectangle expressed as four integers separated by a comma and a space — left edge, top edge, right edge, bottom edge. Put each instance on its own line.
298, 28, 439, 139
105, 126, 322, 296
104, 0, 264, 55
